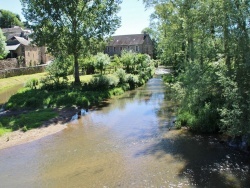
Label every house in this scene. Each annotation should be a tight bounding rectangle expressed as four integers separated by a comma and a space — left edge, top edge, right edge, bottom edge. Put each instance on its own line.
105, 33, 154, 57
2, 26, 51, 67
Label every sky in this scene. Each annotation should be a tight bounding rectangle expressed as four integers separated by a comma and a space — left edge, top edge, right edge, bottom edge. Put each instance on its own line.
0, 0, 153, 35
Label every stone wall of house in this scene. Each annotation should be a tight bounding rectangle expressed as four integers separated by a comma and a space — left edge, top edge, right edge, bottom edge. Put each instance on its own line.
25, 46, 41, 66
24, 46, 53, 66
0, 58, 18, 70
0, 64, 47, 79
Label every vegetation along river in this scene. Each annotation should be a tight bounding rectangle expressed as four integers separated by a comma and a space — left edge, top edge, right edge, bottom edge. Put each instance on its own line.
0, 74, 249, 187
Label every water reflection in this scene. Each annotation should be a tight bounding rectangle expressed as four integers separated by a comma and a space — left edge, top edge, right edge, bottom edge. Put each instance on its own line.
0, 75, 249, 187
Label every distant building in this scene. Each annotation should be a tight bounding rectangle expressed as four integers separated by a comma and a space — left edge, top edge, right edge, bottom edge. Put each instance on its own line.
105, 33, 154, 57
2, 26, 51, 67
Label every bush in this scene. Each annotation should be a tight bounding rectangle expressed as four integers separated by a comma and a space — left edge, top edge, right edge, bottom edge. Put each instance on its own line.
115, 68, 127, 84
106, 74, 119, 88
25, 78, 39, 89
127, 74, 140, 89
109, 87, 124, 96
89, 75, 110, 90
25, 97, 43, 108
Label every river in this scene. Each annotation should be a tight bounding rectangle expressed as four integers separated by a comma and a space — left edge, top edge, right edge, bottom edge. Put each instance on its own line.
0, 74, 249, 187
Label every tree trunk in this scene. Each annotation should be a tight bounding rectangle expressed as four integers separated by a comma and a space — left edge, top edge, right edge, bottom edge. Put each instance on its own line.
74, 53, 80, 84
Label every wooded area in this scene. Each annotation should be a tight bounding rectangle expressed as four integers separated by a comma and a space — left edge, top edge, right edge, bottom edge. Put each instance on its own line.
143, 0, 250, 137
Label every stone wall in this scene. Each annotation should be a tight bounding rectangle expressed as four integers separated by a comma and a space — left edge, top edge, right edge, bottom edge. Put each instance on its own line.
0, 58, 18, 70
0, 64, 47, 79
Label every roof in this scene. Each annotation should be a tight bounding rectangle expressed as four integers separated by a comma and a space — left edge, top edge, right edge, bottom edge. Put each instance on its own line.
15, 36, 30, 46
5, 44, 20, 51
2, 27, 32, 40
108, 34, 147, 46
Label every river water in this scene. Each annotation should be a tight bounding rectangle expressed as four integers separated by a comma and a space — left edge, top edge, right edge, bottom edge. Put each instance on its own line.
0, 74, 249, 187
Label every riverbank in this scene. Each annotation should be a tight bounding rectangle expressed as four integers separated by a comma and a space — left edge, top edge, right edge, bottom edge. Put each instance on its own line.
0, 121, 66, 150
0, 107, 80, 150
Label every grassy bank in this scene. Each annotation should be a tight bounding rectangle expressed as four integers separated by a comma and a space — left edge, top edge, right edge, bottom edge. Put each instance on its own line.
0, 72, 48, 92
0, 109, 58, 136
0, 54, 155, 136
0, 73, 96, 136
0, 85, 126, 136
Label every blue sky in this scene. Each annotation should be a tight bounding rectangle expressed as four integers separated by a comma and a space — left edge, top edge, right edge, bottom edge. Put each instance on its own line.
0, 0, 153, 35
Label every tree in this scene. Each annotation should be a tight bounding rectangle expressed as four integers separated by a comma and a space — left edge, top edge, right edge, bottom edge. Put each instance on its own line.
94, 52, 110, 75
21, 0, 121, 84
0, 28, 8, 59
143, 0, 250, 136
0, 9, 24, 28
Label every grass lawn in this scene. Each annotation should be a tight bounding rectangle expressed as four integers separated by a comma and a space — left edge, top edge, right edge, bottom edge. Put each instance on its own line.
0, 73, 94, 93
0, 72, 48, 92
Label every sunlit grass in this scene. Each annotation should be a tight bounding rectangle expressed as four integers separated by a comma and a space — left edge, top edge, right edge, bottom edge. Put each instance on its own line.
0, 109, 58, 133
0, 127, 12, 136
0, 72, 48, 92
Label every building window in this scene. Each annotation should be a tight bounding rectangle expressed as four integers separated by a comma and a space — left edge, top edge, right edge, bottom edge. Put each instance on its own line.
136, 46, 139, 52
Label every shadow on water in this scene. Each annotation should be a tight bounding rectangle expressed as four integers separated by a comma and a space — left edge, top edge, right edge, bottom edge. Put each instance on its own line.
0, 72, 249, 187
134, 129, 250, 188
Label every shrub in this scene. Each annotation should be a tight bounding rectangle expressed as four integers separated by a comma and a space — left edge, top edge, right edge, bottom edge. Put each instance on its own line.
127, 74, 139, 89
25, 78, 39, 89
115, 68, 127, 84
89, 75, 110, 90
25, 97, 43, 108
109, 87, 124, 96
106, 74, 119, 88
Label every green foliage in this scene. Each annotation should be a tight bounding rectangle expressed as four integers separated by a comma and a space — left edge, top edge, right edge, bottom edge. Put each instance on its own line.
93, 53, 111, 75
0, 28, 8, 59
0, 9, 24, 28
127, 74, 140, 89
79, 56, 95, 75
120, 50, 136, 73
110, 55, 123, 72
0, 127, 11, 136
109, 87, 125, 96
43, 56, 72, 86
21, 0, 121, 84
145, 0, 250, 136
0, 109, 57, 131
89, 75, 111, 90
162, 74, 175, 83
25, 78, 39, 89
171, 61, 250, 136
115, 68, 127, 84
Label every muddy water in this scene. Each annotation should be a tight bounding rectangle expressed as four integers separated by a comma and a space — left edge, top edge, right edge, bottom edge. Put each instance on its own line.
0, 76, 249, 187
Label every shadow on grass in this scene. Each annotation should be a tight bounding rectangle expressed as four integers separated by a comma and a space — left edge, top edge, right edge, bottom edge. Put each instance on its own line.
134, 130, 250, 187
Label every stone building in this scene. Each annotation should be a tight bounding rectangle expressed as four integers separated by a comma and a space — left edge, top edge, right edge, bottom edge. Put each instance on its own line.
1, 26, 51, 68
105, 33, 154, 58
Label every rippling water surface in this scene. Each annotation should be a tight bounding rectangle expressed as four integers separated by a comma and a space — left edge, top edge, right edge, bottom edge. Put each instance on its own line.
0, 75, 249, 187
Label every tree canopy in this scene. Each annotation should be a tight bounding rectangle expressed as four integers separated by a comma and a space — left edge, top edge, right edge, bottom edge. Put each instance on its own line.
21, 0, 122, 84
0, 28, 8, 59
0, 9, 24, 28
143, 0, 250, 136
